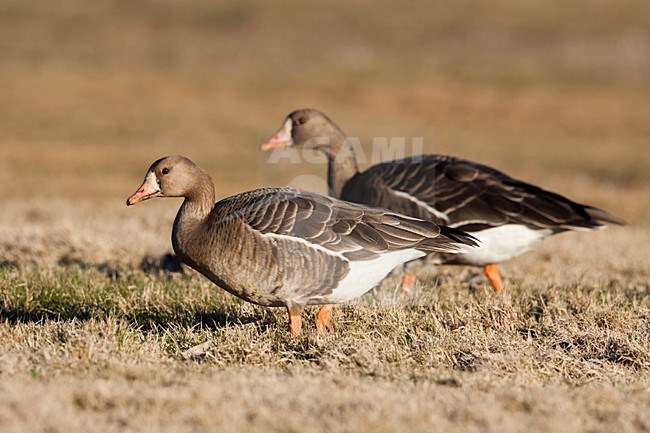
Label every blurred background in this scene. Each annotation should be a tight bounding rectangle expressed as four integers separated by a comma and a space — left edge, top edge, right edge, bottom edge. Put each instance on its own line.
1, 0, 649, 266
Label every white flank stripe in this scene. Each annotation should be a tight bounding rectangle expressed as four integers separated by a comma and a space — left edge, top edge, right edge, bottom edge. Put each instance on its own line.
391, 190, 450, 223
262, 232, 347, 260
262, 232, 426, 303
456, 224, 552, 265
326, 249, 426, 303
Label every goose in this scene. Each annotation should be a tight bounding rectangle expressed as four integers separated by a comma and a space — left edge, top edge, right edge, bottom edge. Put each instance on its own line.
126, 155, 477, 336
260, 109, 625, 292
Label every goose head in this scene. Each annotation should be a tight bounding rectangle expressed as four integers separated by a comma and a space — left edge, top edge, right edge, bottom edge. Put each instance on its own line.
126, 155, 212, 205
260, 109, 343, 155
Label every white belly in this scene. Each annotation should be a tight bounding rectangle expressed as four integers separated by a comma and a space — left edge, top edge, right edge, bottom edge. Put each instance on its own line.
456, 225, 552, 266
325, 249, 426, 303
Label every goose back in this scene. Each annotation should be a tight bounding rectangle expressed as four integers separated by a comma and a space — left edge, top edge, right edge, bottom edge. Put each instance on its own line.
341, 155, 624, 232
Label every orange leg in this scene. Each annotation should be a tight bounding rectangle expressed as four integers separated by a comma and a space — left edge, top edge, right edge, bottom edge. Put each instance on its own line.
316, 305, 334, 335
398, 272, 417, 293
287, 306, 303, 337
483, 264, 504, 292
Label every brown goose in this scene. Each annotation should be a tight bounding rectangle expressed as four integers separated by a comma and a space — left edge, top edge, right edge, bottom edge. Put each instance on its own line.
261, 109, 625, 292
126, 155, 477, 336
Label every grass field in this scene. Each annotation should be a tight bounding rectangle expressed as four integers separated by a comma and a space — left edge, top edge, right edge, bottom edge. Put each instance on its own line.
1, 0, 649, 432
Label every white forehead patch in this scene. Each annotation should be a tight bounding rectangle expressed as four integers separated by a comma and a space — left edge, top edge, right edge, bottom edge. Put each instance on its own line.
145, 170, 162, 190
279, 117, 293, 140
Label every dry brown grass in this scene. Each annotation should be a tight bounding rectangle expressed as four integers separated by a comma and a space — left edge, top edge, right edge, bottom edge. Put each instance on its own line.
1, 0, 649, 432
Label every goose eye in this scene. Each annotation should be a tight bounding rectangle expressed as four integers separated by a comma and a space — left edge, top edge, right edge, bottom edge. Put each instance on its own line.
297, 117, 306, 125
161, 167, 170, 175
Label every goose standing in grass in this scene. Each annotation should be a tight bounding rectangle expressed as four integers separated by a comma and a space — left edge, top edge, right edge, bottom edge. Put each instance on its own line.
126, 155, 477, 336
261, 109, 625, 292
